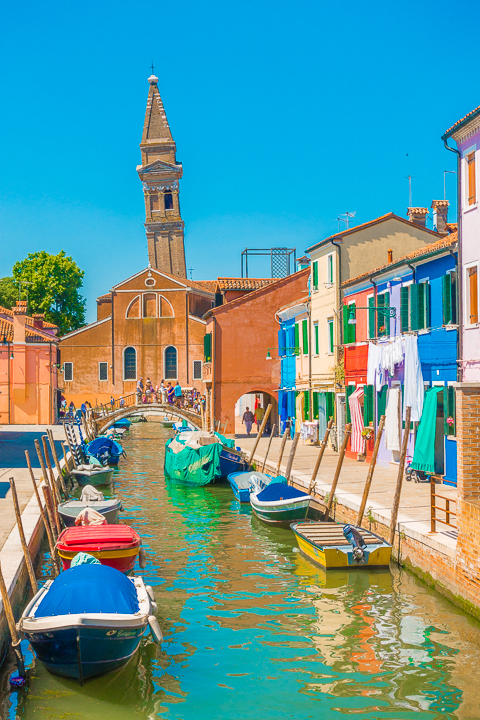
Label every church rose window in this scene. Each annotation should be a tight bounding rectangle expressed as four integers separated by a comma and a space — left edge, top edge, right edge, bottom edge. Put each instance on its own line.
124, 347, 137, 380
165, 346, 177, 379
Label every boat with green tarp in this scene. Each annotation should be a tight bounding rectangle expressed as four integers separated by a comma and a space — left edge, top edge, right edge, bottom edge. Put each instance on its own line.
164, 431, 247, 486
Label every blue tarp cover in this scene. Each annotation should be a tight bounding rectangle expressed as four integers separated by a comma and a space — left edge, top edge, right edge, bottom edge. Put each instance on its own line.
87, 437, 123, 455
35, 564, 139, 617
257, 482, 308, 501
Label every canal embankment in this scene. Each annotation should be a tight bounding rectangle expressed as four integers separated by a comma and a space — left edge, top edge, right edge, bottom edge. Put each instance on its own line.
0, 425, 68, 664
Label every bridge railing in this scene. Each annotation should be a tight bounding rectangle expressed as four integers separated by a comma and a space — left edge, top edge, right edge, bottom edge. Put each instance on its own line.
93, 393, 137, 418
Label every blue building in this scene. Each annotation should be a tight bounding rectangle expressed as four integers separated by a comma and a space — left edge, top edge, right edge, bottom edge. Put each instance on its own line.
341, 232, 458, 485
276, 300, 309, 436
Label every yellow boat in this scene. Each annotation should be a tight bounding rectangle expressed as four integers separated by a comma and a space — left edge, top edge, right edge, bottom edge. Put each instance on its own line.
290, 520, 392, 570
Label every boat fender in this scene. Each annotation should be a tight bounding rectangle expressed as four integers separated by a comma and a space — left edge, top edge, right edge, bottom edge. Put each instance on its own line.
146, 585, 155, 602
150, 601, 158, 613
148, 615, 163, 644
139, 547, 147, 569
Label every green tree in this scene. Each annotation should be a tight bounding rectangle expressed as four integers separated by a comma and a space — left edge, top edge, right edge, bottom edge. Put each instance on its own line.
0, 277, 18, 310
12, 251, 86, 335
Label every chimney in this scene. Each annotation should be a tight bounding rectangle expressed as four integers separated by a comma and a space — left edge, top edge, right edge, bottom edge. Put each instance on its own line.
32, 313, 44, 330
387, 249, 393, 264
12, 301, 27, 344
407, 207, 428, 227
431, 200, 450, 235
296, 255, 310, 271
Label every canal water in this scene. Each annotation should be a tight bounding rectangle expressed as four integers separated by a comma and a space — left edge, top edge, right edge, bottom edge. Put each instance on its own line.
2, 422, 480, 719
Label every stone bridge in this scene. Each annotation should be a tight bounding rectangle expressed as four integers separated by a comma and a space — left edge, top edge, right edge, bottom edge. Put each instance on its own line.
93, 403, 203, 433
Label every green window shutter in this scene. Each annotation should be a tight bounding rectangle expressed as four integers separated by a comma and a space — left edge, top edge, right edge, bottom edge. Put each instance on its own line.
346, 385, 355, 423
377, 293, 389, 336
383, 291, 390, 336
400, 286, 410, 332
368, 296, 375, 339
313, 261, 318, 290
417, 283, 426, 330
377, 384, 387, 422
348, 303, 356, 344
410, 283, 420, 331
302, 319, 308, 354
377, 293, 385, 335
326, 392, 335, 422
343, 304, 349, 344
204, 333, 211, 362
314, 324, 319, 354
294, 323, 299, 354
451, 273, 457, 324
328, 319, 334, 353
304, 391, 310, 420
328, 254, 333, 283
313, 392, 319, 420
423, 282, 430, 329
442, 274, 452, 325
363, 385, 374, 425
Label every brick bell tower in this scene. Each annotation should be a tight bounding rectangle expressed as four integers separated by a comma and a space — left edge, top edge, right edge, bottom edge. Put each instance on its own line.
137, 74, 186, 277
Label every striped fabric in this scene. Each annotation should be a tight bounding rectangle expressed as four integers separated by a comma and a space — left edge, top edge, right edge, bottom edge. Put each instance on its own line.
348, 386, 365, 454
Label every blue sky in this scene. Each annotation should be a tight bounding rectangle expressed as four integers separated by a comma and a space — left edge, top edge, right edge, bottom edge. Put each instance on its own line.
0, 0, 475, 323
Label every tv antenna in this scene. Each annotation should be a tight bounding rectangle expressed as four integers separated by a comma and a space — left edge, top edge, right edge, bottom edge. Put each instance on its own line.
337, 211, 356, 231
188, 267, 194, 280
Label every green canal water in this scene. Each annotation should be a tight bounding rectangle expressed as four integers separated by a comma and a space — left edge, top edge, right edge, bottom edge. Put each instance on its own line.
2, 422, 480, 719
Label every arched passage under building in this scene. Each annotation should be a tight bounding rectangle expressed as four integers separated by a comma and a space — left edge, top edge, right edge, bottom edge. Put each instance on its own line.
232, 390, 278, 438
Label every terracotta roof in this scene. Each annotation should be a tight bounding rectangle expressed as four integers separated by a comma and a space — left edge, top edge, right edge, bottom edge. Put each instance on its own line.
192, 280, 217, 293
342, 232, 458, 288
0, 305, 58, 331
306, 212, 442, 253
443, 104, 480, 139
0, 316, 59, 343
216, 277, 276, 291
96, 293, 111, 302
110, 267, 215, 296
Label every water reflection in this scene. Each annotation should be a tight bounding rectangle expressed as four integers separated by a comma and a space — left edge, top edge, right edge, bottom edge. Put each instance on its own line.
1, 422, 480, 719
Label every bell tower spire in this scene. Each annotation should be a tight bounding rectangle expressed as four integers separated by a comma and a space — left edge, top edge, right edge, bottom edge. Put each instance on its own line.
137, 74, 186, 277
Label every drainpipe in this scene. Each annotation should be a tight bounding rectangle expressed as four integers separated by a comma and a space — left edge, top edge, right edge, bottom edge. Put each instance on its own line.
330, 240, 342, 347
307, 299, 312, 420
406, 262, 416, 283
111, 291, 115, 387
212, 314, 217, 432
7, 341, 11, 424
368, 275, 377, 337
444, 139, 462, 382
448, 245, 460, 383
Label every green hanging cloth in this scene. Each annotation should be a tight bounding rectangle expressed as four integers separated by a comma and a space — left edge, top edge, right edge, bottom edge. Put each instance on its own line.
410, 387, 443, 474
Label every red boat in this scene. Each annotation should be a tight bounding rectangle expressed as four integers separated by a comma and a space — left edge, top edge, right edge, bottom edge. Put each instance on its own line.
56, 525, 141, 574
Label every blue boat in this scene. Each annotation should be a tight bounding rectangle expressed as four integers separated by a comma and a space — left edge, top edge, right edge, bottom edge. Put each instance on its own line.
20, 564, 162, 682
219, 447, 248, 477
227, 471, 282, 502
113, 418, 132, 429
86, 436, 124, 465
250, 481, 312, 528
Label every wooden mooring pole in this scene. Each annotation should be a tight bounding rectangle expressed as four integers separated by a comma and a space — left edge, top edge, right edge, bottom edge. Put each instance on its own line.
388, 406, 411, 546
25, 451, 59, 575
42, 485, 59, 541
46, 431, 69, 500
356, 415, 385, 526
248, 404, 272, 466
275, 427, 290, 475
308, 417, 334, 494
285, 431, 300, 483
261, 424, 277, 472
324, 423, 352, 521
0, 563, 25, 679
9, 477, 38, 595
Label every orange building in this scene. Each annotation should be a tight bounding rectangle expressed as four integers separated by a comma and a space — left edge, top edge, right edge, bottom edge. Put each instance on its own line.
203, 268, 310, 433
0, 301, 59, 424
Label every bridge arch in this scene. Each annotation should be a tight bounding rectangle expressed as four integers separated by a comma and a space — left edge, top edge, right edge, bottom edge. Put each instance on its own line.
94, 403, 202, 433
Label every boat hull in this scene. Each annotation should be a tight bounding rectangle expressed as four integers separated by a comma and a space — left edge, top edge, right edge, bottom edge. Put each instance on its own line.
219, 449, 247, 478
71, 468, 114, 487
227, 471, 276, 503
25, 623, 145, 681
250, 499, 310, 527
58, 547, 139, 574
58, 501, 121, 527
291, 523, 392, 569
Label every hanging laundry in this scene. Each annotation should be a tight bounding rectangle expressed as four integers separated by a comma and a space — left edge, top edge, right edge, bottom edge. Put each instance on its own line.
317, 393, 327, 439
403, 334, 424, 422
348, 386, 365, 454
385, 387, 401, 451
367, 343, 384, 391
410, 387, 443, 473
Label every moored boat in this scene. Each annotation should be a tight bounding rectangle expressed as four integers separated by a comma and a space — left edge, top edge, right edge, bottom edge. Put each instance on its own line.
86, 436, 124, 465
129, 414, 147, 423
70, 464, 114, 487
114, 418, 132, 429
58, 486, 122, 527
250, 481, 312, 527
164, 431, 248, 485
227, 471, 280, 503
56, 525, 141, 573
20, 564, 161, 682
290, 521, 392, 569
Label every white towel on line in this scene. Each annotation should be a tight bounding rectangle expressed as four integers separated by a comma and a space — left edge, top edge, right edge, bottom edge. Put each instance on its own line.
385, 387, 401, 451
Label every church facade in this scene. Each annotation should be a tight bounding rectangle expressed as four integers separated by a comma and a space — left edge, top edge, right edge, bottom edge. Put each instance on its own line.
59, 75, 215, 406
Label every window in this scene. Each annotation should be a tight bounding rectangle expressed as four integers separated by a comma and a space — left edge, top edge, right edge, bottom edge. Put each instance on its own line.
165, 346, 177, 379
204, 333, 212, 362
164, 192, 174, 210
467, 265, 478, 324
312, 261, 318, 291
377, 291, 390, 337
342, 302, 356, 344
302, 319, 308, 354
193, 360, 202, 380
363, 385, 374, 425
126, 296, 140, 319
367, 295, 375, 338
444, 385, 456, 436
400, 286, 410, 332
99, 362, 108, 381
327, 253, 334, 284
64, 362, 73, 381
143, 293, 156, 318
410, 281, 430, 331
442, 272, 457, 325
313, 323, 319, 354
345, 385, 355, 423
467, 152, 476, 206
327, 318, 334, 354
123, 347, 136, 380
149, 194, 159, 212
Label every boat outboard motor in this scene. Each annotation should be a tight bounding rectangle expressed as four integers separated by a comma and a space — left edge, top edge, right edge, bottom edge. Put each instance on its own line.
343, 525, 367, 563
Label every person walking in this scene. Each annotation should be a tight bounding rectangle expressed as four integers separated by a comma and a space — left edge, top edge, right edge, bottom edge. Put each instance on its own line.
255, 404, 265, 433
136, 378, 144, 403
167, 382, 175, 404
145, 377, 153, 403
174, 381, 183, 408
160, 380, 168, 404
81, 401, 87, 417
242, 407, 255, 437
119, 396, 125, 408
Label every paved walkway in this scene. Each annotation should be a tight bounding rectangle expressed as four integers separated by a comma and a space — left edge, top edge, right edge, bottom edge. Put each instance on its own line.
0, 425, 66, 551
235, 433, 458, 558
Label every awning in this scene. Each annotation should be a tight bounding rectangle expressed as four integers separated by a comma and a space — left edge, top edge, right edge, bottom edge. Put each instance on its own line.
276, 303, 308, 322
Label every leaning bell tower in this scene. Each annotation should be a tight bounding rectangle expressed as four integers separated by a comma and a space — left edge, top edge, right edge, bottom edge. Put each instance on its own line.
137, 74, 186, 277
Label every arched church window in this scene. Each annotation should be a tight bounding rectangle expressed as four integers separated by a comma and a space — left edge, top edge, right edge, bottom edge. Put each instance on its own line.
143, 293, 157, 318
164, 346, 177, 379
126, 296, 140, 319
164, 192, 174, 210
158, 295, 174, 318
124, 347, 137, 380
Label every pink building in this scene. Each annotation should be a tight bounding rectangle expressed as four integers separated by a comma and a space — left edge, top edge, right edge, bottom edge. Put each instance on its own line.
0, 301, 59, 424
443, 107, 480, 381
